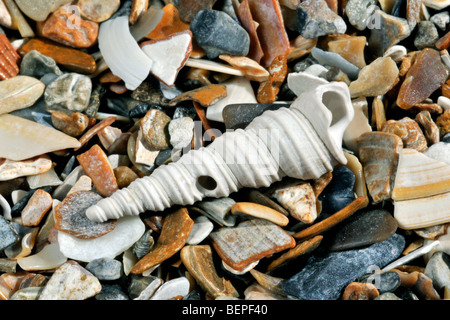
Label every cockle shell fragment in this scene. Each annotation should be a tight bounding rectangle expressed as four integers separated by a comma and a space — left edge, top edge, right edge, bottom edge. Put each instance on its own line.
0, 114, 81, 161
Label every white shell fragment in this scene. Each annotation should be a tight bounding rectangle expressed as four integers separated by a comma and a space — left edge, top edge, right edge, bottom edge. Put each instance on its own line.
26, 167, 63, 189
206, 77, 257, 122
17, 243, 67, 271
392, 148, 450, 201
0, 155, 52, 181
86, 83, 354, 222
141, 30, 192, 87
394, 192, 450, 229
98, 16, 153, 90
343, 97, 372, 153
0, 114, 81, 161
150, 277, 190, 300
57, 215, 145, 262
186, 215, 214, 245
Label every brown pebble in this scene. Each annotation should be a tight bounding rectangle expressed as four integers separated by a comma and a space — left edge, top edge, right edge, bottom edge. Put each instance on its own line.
76, 144, 118, 197
415, 111, 440, 146
131, 207, 193, 274
51, 111, 89, 137
168, 84, 227, 107
41, 7, 99, 48
140, 109, 171, 150
21, 189, 53, 227
75, 116, 116, 151
341, 282, 380, 300
230, 202, 289, 226
257, 55, 288, 103
113, 166, 139, 189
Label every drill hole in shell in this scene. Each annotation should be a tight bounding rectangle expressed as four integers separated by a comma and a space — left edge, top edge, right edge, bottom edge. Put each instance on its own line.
196, 175, 218, 192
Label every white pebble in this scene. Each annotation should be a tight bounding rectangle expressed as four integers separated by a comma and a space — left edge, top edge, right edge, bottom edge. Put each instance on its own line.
437, 96, 450, 110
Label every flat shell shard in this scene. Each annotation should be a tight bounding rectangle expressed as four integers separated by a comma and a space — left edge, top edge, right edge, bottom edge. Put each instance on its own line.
76, 145, 118, 197
180, 245, 238, 298
394, 192, 450, 229
141, 30, 192, 86
0, 114, 81, 161
131, 208, 193, 274
0, 76, 45, 115
392, 148, 450, 201
209, 219, 296, 272
168, 84, 227, 107
397, 48, 449, 109
98, 16, 153, 90
0, 155, 52, 181
54, 191, 117, 239
357, 132, 403, 203
381, 117, 428, 152
235, 0, 264, 64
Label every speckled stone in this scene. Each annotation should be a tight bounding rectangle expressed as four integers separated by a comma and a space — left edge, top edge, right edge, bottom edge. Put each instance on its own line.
360, 271, 402, 294
86, 258, 123, 281
414, 21, 439, 50
44, 73, 92, 113
0, 215, 19, 251
190, 9, 250, 59
282, 233, 405, 300
328, 208, 398, 251
297, 0, 346, 38
430, 11, 449, 31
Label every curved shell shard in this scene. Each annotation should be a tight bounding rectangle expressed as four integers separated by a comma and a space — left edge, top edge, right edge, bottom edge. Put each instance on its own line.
86, 83, 354, 222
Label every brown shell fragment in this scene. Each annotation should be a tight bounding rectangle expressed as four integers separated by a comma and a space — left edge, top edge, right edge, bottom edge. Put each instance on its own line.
0, 33, 20, 80
381, 117, 428, 152
357, 132, 403, 203
209, 219, 296, 272
341, 282, 380, 300
235, 0, 264, 64
415, 111, 440, 146
266, 235, 323, 271
131, 207, 193, 274
76, 144, 118, 197
75, 116, 116, 151
41, 7, 99, 49
180, 245, 238, 299
257, 55, 288, 103
21, 189, 53, 227
168, 84, 227, 107
54, 191, 117, 239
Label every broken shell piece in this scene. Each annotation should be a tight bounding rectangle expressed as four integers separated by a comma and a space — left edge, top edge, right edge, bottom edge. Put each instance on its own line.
97, 126, 122, 151
168, 84, 227, 107
327, 36, 367, 69
85, 83, 354, 222
231, 202, 290, 226
357, 132, 403, 203
76, 144, 119, 197
384, 45, 407, 62
0, 193, 11, 220
184, 58, 245, 76
17, 243, 67, 271
392, 148, 450, 201
209, 219, 296, 272
271, 182, 317, 224
180, 245, 238, 298
57, 215, 145, 262
0, 155, 52, 182
206, 77, 257, 123
394, 192, 450, 229
98, 15, 153, 90
141, 30, 192, 86
0, 114, 81, 161
135, 128, 159, 167
343, 97, 372, 153
130, 0, 149, 25
381, 117, 428, 152
54, 191, 117, 239
26, 167, 63, 189
218, 55, 270, 82
0, 76, 44, 115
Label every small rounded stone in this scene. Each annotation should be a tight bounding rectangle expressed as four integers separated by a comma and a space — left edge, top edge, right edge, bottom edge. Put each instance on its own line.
113, 166, 139, 189
78, 0, 121, 22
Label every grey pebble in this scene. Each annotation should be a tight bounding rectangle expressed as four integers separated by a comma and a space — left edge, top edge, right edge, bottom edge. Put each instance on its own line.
424, 251, 450, 291
20, 50, 62, 78
311, 47, 360, 80
414, 21, 439, 50
85, 258, 123, 281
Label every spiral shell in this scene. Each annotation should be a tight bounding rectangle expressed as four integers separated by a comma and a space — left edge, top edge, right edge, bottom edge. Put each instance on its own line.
86, 82, 354, 222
